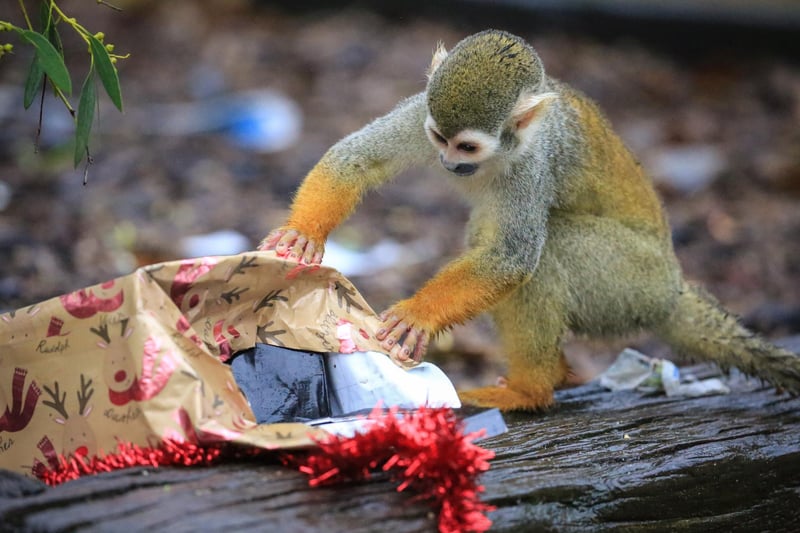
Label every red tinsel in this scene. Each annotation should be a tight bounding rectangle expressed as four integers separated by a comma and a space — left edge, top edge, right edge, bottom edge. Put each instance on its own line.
35, 407, 495, 533
35, 439, 233, 486
288, 406, 496, 533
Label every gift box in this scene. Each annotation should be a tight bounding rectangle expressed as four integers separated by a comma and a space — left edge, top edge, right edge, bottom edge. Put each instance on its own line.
0, 252, 390, 476
228, 342, 471, 428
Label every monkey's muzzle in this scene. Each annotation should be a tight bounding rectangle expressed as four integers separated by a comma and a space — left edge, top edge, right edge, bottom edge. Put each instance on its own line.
440, 155, 478, 176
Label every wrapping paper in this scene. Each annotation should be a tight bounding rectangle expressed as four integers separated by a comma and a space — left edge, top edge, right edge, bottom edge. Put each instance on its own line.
0, 252, 387, 477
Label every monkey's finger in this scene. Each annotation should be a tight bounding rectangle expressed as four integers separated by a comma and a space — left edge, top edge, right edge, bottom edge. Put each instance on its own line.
379, 321, 408, 351
389, 342, 409, 363
376, 314, 402, 340
391, 335, 424, 368
258, 229, 286, 251
411, 330, 429, 362
389, 337, 422, 368
398, 327, 427, 363
300, 240, 321, 264
287, 234, 309, 262
274, 229, 300, 256
396, 328, 420, 362
311, 248, 324, 264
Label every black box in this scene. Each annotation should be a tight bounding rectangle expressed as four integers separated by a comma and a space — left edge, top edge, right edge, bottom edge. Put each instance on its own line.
229, 344, 331, 423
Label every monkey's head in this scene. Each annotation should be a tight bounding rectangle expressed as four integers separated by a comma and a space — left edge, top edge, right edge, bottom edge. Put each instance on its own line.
425, 30, 556, 177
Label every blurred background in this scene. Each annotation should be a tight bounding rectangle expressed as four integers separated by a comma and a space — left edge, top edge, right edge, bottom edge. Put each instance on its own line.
1, 0, 799, 387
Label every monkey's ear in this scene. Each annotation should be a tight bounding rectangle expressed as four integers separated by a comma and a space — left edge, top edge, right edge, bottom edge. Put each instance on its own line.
511, 91, 557, 131
427, 42, 448, 79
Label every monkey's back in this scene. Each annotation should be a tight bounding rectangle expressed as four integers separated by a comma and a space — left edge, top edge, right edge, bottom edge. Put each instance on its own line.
550, 82, 670, 242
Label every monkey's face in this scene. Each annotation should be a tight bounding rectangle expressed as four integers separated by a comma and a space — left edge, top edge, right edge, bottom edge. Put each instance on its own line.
424, 114, 499, 177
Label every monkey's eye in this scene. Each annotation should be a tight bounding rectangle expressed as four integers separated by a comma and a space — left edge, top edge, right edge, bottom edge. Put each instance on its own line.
430, 129, 447, 145
457, 142, 477, 153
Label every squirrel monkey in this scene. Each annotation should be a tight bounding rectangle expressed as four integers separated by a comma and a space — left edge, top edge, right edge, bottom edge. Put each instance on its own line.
261, 30, 800, 410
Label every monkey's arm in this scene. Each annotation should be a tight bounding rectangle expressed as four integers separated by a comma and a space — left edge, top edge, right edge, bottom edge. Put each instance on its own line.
260, 92, 434, 263
378, 173, 553, 364
377, 247, 533, 363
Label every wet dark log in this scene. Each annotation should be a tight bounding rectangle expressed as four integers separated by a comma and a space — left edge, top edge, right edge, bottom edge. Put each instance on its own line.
486, 367, 800, 532
1, 364, 799, 532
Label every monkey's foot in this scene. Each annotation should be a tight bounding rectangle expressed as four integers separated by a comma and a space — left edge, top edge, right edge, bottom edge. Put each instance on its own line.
458, 386, 554, 412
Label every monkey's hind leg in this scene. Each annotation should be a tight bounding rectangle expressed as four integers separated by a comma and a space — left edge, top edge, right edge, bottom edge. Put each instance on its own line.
457, 357, 568, 411
459, 274, 570, 411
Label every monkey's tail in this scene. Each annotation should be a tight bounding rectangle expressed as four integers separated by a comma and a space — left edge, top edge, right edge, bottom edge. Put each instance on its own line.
655, 282, 800, 393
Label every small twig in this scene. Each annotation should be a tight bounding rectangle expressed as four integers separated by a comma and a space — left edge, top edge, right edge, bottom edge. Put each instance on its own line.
35, 76, 47, 154
82, 152, 93, 186
97, 0, 123, 12
17, 0, 33, 30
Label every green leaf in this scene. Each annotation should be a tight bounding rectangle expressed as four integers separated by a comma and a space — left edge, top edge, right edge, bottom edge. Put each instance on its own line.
40, 2, 65, 60
39, 1, 52, 26
23, 53, 45, 109
46, 22, 64, 59
74, 70, 97, 168
88, 35, 122, 112
17, 29, 72, 95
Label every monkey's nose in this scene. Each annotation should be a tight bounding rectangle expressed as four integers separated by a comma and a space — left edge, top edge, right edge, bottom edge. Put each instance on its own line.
441, 157, 478, 176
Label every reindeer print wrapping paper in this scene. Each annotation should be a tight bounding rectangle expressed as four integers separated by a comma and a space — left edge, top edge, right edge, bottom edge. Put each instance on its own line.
0, 251, 386, 477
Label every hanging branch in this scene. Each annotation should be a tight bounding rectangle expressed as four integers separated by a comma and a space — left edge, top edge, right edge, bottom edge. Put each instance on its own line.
0, 1, 128, 183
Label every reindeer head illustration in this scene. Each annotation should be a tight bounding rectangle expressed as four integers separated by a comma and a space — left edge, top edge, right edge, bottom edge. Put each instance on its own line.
90, 318, 177, 407
91, 319, 137, 394
42, 375, 97, 458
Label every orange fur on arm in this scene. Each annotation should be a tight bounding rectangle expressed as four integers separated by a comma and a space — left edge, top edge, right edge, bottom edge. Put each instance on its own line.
285, 162, 363, 244
394, 253, 523, 333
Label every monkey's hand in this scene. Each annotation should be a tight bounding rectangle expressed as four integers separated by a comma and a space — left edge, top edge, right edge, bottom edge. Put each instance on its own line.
258, 227, 324, 264
376, 306, 432, 367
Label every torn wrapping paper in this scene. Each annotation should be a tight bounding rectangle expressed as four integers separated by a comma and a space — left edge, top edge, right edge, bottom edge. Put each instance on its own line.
0, 252, 402, 477
599, 348, 731, 397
